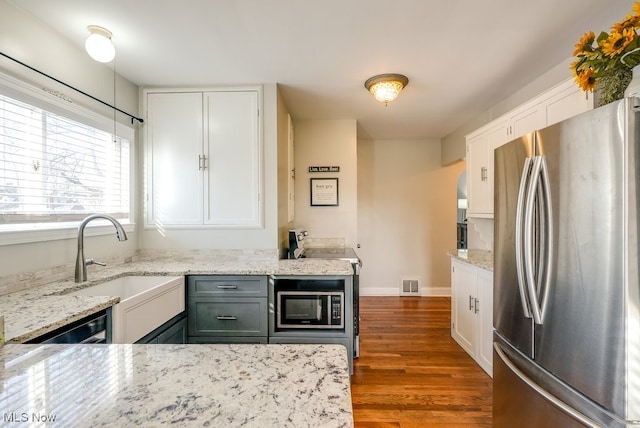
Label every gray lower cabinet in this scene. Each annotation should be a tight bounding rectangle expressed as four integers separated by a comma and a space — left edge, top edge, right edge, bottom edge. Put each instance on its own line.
136, 313, 187, 344
187, 275, 268, 343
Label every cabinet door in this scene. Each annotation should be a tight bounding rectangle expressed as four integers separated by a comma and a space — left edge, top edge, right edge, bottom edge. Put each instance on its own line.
545, 84, 592, 127
204, 90, 261, 226
287, 113, 295, 223
451, 260, 477, 355
466, 133, 491, 216
510, 105, 545, 141
156, 317, 187, 344
485, 120, 509, 216
146, 92, 204, 225
467, 120, 508, 218
476, 269, 494, 377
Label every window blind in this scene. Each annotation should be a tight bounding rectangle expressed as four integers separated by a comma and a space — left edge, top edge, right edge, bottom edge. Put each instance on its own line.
0, 93, 130, 224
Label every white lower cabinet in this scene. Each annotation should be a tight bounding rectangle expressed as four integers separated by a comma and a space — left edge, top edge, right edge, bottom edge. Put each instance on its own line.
451, 258, 493, 377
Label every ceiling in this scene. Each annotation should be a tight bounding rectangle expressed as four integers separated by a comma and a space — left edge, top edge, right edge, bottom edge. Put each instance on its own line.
7, 0, 635, 140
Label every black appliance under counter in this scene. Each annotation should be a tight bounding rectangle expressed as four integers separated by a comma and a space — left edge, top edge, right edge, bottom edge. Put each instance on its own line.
297, 247, 360, 359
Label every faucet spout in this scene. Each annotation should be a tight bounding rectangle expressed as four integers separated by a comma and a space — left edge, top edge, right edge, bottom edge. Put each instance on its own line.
74, 214, 128, 283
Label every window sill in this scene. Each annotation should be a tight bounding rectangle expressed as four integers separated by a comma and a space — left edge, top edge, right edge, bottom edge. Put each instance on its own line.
0, 222, 136, 246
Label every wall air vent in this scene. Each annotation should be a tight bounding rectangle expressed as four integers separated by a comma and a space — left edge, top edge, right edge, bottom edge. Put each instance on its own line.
400, 278, 420, 296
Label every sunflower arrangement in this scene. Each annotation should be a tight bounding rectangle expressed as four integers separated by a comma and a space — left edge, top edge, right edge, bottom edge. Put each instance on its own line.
571, 1, 640, 105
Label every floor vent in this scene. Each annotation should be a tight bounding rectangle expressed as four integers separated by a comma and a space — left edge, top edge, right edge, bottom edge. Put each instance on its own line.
400, 279, 420, 296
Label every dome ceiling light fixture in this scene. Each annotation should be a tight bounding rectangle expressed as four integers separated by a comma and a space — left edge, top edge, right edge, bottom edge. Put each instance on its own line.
85, 25, 115, 63
364, 73, 409, 106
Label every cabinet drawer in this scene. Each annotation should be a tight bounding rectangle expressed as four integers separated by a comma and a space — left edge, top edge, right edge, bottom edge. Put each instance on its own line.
188, 275, 267, 298
188, 298, 267, 336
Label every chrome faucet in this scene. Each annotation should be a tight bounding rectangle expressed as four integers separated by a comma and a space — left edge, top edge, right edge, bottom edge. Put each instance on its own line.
75, 214, 128, 283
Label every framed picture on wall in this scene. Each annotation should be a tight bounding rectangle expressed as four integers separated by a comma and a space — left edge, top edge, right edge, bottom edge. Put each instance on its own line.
310, 178, 339, 206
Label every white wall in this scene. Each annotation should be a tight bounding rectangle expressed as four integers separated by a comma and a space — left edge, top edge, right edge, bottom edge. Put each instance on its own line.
293, 120, 358, 247
441, 2, 636, 166
0, 1, 139, 278
358, 139, 464, 296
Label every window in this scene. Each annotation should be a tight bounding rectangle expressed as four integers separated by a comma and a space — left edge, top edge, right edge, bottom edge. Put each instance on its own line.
0, 89, 131, 234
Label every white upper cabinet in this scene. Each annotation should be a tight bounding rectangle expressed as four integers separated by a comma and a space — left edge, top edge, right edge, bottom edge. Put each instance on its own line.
467, 119, 508, 217
466, 78, 593, 218
203, 90, 261, 226
145, 87, 262, 228
147, 92, 204, 225
509, 103, 545, 141
544, 82, 592, 126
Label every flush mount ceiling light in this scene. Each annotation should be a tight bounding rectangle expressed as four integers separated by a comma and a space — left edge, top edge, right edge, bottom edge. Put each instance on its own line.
85, 25, 115, 63
364, 73, 409, 106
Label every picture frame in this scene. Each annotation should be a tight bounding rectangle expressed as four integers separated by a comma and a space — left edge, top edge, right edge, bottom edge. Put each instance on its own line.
310, 177, 339, 206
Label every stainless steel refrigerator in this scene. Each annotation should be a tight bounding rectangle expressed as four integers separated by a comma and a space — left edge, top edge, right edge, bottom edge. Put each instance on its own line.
493, 97, 640, 427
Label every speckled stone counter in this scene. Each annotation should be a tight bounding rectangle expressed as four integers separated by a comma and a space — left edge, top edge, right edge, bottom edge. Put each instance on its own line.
1, 257, 353, 344
0, 343, 353, 427
448, 249, 493, 271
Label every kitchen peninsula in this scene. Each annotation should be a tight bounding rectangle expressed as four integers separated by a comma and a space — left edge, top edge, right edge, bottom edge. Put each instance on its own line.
1, 343, 352, 427
0, 253, 354, 427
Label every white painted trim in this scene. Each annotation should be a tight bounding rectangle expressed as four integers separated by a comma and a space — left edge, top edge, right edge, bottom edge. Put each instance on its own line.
360, 287, 451, 297
0, 70, 137, 245
0, 223, 136, 246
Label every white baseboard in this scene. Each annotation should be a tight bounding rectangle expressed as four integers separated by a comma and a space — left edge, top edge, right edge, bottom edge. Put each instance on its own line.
360, 287, 451, 297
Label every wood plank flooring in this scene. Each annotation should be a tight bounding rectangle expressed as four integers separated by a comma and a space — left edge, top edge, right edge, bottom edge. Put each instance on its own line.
351, 296, 492, 427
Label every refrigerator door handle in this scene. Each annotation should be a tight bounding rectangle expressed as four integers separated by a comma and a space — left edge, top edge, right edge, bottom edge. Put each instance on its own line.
537, 156, 553, 321
515, 157, 533, 319
524, 156, 543, 325
493, 342, 600, 428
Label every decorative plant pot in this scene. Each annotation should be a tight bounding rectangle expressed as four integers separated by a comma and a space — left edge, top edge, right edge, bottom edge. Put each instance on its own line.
597, 67, 633, 107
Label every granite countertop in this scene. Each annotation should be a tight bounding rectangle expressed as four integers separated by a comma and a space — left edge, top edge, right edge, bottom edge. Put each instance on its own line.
448, 249, 494, 271
1, 257, 354, 344
0, 343, 353, 427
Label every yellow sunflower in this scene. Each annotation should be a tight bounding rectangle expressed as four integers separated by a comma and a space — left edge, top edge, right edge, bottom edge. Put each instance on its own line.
634, 1, 640, 17
573, 31, 595, 56
600, 27, 636, 57
612, 15, 640, 33
573, 67, 597, 92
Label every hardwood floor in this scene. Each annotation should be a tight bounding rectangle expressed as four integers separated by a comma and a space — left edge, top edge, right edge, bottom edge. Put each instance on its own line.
351, 296, 492, 427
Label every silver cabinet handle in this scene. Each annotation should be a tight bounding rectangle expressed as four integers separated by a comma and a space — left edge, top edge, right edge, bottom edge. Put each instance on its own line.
474, 298, 479, 314
480, 166, 488, 182
198, 154, 208, 170
216, 285, 238, 289
216, 315, 237, 321
469, 295, 474, 311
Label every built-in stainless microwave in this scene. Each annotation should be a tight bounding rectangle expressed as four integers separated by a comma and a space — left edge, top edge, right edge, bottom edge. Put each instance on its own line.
277, 291, 344, 329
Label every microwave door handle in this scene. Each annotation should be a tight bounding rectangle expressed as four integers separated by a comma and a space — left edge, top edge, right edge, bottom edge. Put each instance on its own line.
524, 156, 543, 325
515, 157, 533, 318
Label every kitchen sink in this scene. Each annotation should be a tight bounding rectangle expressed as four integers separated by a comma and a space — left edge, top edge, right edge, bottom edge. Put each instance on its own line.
69, 275, 185, 344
